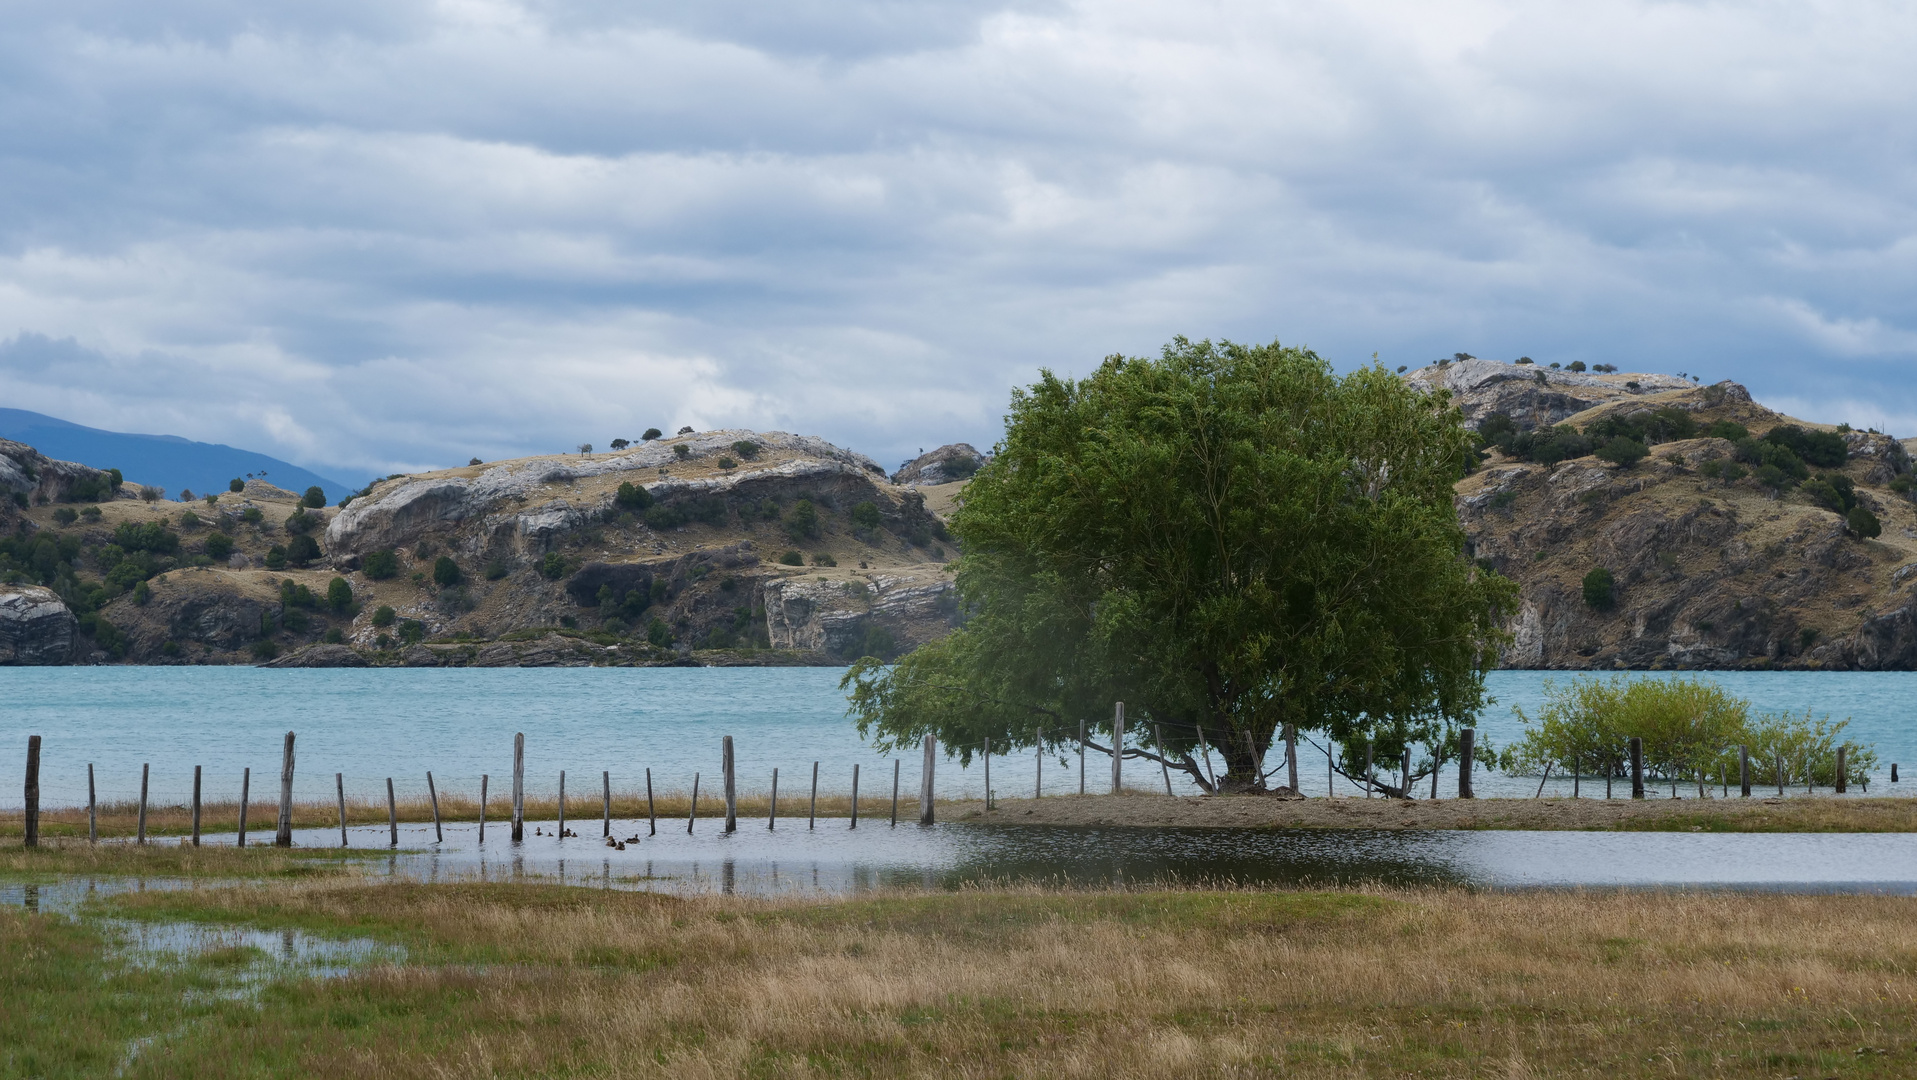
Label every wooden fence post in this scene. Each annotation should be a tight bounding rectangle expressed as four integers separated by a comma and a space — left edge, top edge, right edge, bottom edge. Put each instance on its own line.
769, 768, 779, 829
1111, 702, 1125, 794
384, 778, 397, 845
1776, 753, 1784, 796
1155, 724, 1173, 796
809, 761, 818, 830
511, 732, 525, 842
984, 737, 992, 811
558, 770, 567, 838
87, 762, 97, 843
723, 736, 737, 834
337, 772, 348, 847
851, 763, 860, 829
1629, 737, 1644, 799
1739, 745, 1751, 797
1401, 749, 1411, 798
602, 770, 611, 837
138, 762, 149, 844
237, 767, 249, 848
891, 759, 900, 826
1036, 732, 1043, 799
1362, 743, 1372, 799
687, 773, 699, 834
1077, 720, 1085, 794
1285, 723, 1299, 794
192, 765, 202, 846
23, 736, 40, 849
1458, 728, 1476, 799
1197, 726, 1217, 791
478, 774, 488, 844
920, 735, 937, 825
275, 731, 296, 847
427, 771, 443, 842
646, 767, 656, 835
1836, 746, 1848, 794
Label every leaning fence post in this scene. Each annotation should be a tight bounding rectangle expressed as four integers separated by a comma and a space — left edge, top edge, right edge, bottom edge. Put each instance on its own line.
723, 736, 737, 834
1155, 724, 1173, 796
1401, 748, 1411, 798
687, 772, 699, 834
511, 733, 525, 842
769, 768, 779, 829
1836, 746, 1848, 794
646, 767, 656, 835
808, 761, 818, 830
479, 774, 488, 844
87, 762, 97, 843
920, 735, 937, 825
337, 772, 348, 847
23, 736, 40, 849
237, 767, 249, 847
138, 762, 150, 844
602, 770, 611, 836
275, 731, 296, 847
850, 763, 860, 829
1111, 702, 1125, 794
1739, 745, 1751, 797
427, 771, 443, 842
1197, 725, 1217, 791
1458, 728, 1476, 799
1629, 737, 1644, 799
386, 778, 397, 846
192, 764, 202, 846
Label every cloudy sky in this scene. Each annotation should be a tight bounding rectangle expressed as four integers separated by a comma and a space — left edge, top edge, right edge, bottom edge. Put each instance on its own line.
1, 0, 1913, 483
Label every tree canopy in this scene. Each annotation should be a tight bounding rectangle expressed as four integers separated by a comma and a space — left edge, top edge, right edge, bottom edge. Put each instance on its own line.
844, 338, 1515, 792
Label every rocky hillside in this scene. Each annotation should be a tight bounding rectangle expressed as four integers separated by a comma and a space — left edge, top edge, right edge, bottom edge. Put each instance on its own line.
1, 430, 961, 666
1422, 359, 1917, 669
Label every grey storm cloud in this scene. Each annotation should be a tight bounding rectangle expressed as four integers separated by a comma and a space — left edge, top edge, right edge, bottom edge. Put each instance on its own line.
1, 0, 1915, 482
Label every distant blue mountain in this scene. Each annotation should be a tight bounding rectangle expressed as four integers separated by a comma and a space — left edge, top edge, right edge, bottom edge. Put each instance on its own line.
0, 408, 354, 503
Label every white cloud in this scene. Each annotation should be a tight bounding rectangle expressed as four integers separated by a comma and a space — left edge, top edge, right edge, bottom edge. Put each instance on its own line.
2, 0, 1917, 481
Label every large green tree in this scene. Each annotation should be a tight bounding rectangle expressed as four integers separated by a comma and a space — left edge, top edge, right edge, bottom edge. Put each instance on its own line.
844, 338, 1516, 794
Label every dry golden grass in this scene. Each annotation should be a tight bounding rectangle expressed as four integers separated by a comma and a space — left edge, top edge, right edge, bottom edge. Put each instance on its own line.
91, 873, 1917, 1078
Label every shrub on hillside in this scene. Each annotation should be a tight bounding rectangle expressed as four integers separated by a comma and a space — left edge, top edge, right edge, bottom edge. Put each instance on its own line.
1762, 425, 1848, 469
539, 552, 569, 580
717, 456, 737, 470
642, 428, 662, 441
264, 545, 287, 570
204, 533, 235, 561
615, 481, 653, 511
811, 552, 837, 567
284, 509, 315, 534
372, 605, 396, 628
52, 507, 77, 525
672, 444, 690, 460
610, 438, 630, 451
432, 555, 460, 587
1848, 506, 1883, 540
138, 485, 164, 502
301, 486, 326, 508
241, 507, 263, 524
327, 576, 354, 612
178, 510, 201, 529
1566, 360, 1587, 372
850, 501, 882, 529
1582, 567, 1615, 611
731, 440, 760, 460
286, 534, 321, 567
784, 499, 819, 541
1704, 420, 1749, 441
779, 549, 804, 566
113, 521, 180, 555
363, 548, 400, 580
229, 478, 244, 493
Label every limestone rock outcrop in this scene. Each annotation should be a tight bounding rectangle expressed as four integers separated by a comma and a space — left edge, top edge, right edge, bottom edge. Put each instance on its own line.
892, 444, 987, 486
0, 585, 77, 664
1405, 359, 1696, 432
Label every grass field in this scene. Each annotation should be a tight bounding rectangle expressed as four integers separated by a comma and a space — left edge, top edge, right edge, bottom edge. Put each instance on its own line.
4, 843, 1917, 1077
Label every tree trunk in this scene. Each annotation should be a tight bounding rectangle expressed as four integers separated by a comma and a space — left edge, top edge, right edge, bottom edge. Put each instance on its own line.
1214, 727, 1272, 793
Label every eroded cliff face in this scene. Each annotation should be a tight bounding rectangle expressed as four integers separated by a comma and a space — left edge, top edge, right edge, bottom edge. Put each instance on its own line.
1406, 359, 1695, 431
0, 585, 77, 664
1457, 379, 1917, 670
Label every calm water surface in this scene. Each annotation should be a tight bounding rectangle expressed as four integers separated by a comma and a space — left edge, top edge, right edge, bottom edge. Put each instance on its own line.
3, 667, 1916, 809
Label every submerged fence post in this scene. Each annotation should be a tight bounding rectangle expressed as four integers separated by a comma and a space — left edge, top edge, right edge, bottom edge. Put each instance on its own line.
337, 772, 347, 846
23, 736, 40, 849
1739, 745, 1751, 797
1458, 728, 1476, 799
602, 771, 611, 837
386, 778, 397, 846
558, 770, 567, 838
723, 736, 737, 834
275, 731, 296, 847
1836, 746, 1848, 794
479, 774, 488, 844
427, 771, 443, 842
1111, 702, 1125, 794
1629, 737, 1644, 800
87, 762, 97, 844
920, 735, 937, 825
237, 767, 249, 848
511, 733, 525, 842
138, 762, 150, 844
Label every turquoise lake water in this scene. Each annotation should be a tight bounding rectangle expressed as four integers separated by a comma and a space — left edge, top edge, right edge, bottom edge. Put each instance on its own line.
3, 667, 1915, 809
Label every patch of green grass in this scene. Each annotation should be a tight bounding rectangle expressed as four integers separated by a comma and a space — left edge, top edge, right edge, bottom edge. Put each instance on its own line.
0, 841, 379, 883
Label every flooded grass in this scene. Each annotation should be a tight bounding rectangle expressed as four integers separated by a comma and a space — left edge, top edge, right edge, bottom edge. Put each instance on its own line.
7, 856, 1917, 1077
